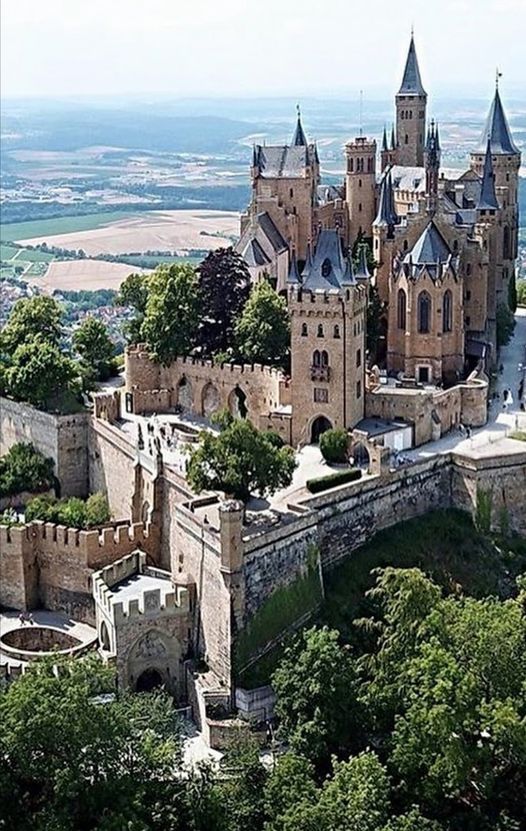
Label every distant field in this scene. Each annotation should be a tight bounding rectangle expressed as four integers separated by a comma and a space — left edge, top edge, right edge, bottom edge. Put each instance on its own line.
12, 209, 239, 256
0, 211, 136, 243
26, 259, 151, 292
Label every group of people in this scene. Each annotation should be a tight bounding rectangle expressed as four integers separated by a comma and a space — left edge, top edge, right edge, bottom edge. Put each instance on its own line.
18, 611, 34, 625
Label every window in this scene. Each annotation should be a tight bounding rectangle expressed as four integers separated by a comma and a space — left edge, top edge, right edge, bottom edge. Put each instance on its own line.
301, 323, 308, 337
356, 348, 361, 368
443, 290, 452, 333
321, 350, 329, 367
312, 350, 321, 366
397, 288, 407, 330
403, 239, 408, 251
314, 388, 329, 403
418, 366, 429, 384
317, 324, 324, 338
466, 290, 471, 301
367, 158, 373, 173
358, 203, 362, 212
334, 325, 340, 339
409, 110, 413, 119
359, 179, 362, 188
465, 315, 471, 326
503, 226, 510, 259
356, 380, 362, 399
290, 188, 294, 198
350, 158, 354, 172
405, 134, 409, 145
321, 258, 332, 278
466, 263, 472, 276
418, 291, 431, 333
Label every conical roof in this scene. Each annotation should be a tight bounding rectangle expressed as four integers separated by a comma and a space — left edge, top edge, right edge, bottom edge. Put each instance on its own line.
292, 108, 308, 146
476, 138, 499, 211
356, 244, 371, 280
404, 221, 451, 265
382, 126, 388, 152
474, 87, 519, 155
373, 171, 398, 227
301, 230, 348, 291
287, 250, 301, 284
398, 35, 426, 96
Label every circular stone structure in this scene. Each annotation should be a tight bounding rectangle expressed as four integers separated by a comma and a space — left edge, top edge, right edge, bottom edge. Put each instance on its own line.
0, 611, 97, 665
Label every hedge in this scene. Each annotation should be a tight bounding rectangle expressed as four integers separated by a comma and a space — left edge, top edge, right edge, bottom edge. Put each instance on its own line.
306, 467, 361, 494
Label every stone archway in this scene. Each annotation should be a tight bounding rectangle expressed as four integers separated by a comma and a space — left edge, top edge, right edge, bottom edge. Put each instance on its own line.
202, 382, 220, 417
177, 375, 193, 412
136, 668, 164, 692
228, 385, 248, 419
311, 415, 332, 444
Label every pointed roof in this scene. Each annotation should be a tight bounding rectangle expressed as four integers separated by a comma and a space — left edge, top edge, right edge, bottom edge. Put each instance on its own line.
292, 106, 308, 146
242, 238, 271, 268
477, 138, 499, 211
398, 34, 426, 96
390, 125, 396, 150
434, 122, 440, 152
373, 171, 398, 227
404, 221, 451, 265
287, 250, 301, 284
341, 256, 356, 286
356, 244, 371, 280
474, 87, 519, 155
382, 126, 388, 152
252, 144, 258, 167
301, 230, 348, 291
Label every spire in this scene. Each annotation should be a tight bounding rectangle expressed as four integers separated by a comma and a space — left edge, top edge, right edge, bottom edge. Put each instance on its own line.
342, 255, 356, 286
398, 33, 426, 96
475, 85, 519, 155
390, 124, 396, 150
287, 250, 301, 284
252, 144, 258, 167
356, 244, 371, 280
434, 121, 440, 152
292, 104, 308, 146
382, 125, 388, 152
302, 243, 313, 279
373, 170, 398, 228
477, 137, 499, 211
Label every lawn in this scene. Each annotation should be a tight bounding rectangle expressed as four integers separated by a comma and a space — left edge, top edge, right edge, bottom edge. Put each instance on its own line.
0, 211, 136, 243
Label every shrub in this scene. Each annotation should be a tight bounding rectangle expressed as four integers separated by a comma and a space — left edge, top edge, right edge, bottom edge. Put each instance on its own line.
0, 443, 55, 498
25, 492, 110, 529
85, 493, 111, 527
319, 428, 349, 464
306, 468, 361, 494
516, 278, 526, 307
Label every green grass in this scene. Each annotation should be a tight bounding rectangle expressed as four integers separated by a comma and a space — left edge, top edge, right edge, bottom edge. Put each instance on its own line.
239, 509, 526, 688
0, 243, 18, 261
0, 211, 136, 243
15, 247, 56, 263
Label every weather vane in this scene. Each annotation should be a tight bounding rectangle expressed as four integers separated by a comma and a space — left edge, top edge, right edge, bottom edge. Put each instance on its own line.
496, 67, 502, 88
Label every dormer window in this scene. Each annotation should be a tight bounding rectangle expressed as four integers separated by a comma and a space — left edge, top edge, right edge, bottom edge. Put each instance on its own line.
321, 258, 332, 278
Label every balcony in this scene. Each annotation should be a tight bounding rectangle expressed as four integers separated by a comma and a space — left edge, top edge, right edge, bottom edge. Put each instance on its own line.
311, 365, 331, 382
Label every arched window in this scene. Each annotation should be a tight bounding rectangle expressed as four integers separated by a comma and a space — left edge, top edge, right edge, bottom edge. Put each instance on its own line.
503, 226, 510, 259
321, 350, 329, 366
405, 134, 409, 145
349, 158, 354, 172
312, 350, 321, 366
317, 324, 324, 338
397, 288, 407, 330
443, 290, 452, 333
418, 291, 431, 334
333, 324, 340, 339
403, 239, 408, 251
301, 323, 308, 337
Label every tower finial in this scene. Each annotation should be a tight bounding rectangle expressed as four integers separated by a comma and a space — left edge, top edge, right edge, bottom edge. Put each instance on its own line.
495, 67, 502, 89
297, 102, 301, 117
411, 23, 414, 37
359, 89, 364, 136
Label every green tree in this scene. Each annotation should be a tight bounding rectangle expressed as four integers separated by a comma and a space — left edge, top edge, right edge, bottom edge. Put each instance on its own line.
516, 278, 526, 306
140, 263, 200, 363
496, 301, 515, 347
187, 414, 296, 503
272, 627, 362, 767
73, 316, 116, 382
319, 428, 349, 464
197, 247, 251, 355
318, 752, 390, 831
0, 296, 62, 355
218, 736, 268, 831
0, 442, 55, 499
85, 492, 111, 527
508, 271, 517, 313
115, 271, 150, 343
234, 279, 290, 368
6, 338, 79, 410
264, 753, 319, 830
381, 808, 443, 831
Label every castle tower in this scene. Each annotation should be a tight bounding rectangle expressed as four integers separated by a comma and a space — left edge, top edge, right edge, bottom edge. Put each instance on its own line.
473, 139, 501, 359
288, 230, 367, 446
424, 121, 441, 212
470, 81, 521, 305
395, 34, 427, 167
345, 136, 377, 246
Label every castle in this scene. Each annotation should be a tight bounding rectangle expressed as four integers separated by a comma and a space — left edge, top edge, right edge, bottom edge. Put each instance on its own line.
1, 35, 523, 745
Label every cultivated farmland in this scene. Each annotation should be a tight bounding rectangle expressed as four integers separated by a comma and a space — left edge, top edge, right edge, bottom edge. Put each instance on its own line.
27, 260, 151, 292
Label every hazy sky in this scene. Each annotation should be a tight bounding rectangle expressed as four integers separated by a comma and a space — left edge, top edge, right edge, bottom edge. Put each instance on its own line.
2, 0, 525, 100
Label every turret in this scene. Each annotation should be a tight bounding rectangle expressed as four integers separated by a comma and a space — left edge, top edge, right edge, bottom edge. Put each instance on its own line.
395, 33, 427, 167
372, 171, 399, 302
424, 120, 441, 211
345, 135, 377, 247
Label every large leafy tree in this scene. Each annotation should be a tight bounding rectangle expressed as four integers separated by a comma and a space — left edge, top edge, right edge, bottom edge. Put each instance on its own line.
5, 338, 79, 409
187, 413, 296, 503
234, 279, 290, 368
272, 626, 362, 768
0, 296, 62, 355
115, 271, 150, 344
0, 442, 55, 499
197, 247, 251, 355
73, 316, 116, 382
140, 263, 200, 363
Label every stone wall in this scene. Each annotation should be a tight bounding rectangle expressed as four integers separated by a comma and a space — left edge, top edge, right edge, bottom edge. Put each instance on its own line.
0, 396, 89, 497
88, 418, 137, 520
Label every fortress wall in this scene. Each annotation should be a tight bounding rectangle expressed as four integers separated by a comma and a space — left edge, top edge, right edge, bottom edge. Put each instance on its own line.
0, 396, 89, 497
0, 526, 38, 610
88, 418, 137, 520
125, 347, 288, 423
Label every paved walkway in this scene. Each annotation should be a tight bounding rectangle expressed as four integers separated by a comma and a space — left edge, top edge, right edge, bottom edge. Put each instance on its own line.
0, 610, 97, 667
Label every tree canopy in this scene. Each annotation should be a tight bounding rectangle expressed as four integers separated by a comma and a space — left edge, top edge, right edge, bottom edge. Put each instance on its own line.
73, 316, 116, 382
140, 263, 200, 363
0, 296, 62, 355
197, 247, 251, 355
234, 279, 290, 368
0, 442, 55, 499
5, 338, 79, 410
187, 412, 296, 502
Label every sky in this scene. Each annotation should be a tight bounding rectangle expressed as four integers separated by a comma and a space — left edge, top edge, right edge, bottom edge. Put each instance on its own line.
1, 0, 525, 100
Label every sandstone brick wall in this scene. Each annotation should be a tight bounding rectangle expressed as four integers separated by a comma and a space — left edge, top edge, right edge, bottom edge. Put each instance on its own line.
88, 419, 137, 520
0, 396, 89, 497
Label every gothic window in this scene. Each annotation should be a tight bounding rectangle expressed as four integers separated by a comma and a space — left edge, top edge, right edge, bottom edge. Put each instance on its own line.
453, 239, 458, 251
317, 324, 324, 338
301, 323, 308, 337
405, 134, 409, 145
321, 350, 329, 366
397, 288, 407, 330
443, 290, 452, 333
312, 350, 321, 366
367, 158, 373, 173
418, 291, 431, 333
409, 110, 413, 119
401, 111, 405, 120
321, 258, 332, 278
350, 158, 354, 172
333, 324, 340, 338
466, 290, 471, 301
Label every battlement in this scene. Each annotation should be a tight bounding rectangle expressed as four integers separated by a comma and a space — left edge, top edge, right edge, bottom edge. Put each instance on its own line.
126, 345, 287, 383
93, 390, 121, 423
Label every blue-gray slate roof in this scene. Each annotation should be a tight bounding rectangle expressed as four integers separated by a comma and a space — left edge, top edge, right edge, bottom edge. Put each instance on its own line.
398, 35, 426, 96
405, 221, 451, 265
301, 230, 352, 291
476, 138, 499, 211
474, 88, 519, 155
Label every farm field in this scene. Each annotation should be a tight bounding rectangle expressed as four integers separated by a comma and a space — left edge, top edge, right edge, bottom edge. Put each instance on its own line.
12, 209, 239, 255
26, 259, 151, 292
